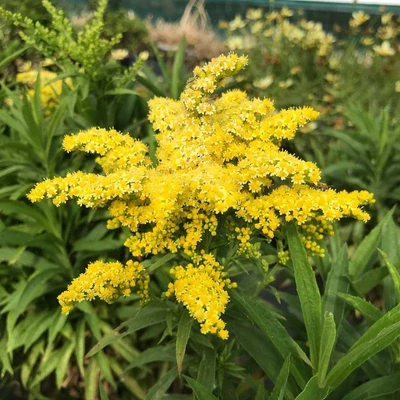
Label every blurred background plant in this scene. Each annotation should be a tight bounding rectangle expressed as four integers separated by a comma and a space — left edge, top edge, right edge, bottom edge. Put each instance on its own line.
220, 7, 335, 108
147, 0, 226, 69
221, 6, 400, 114
0, 0, 150, 134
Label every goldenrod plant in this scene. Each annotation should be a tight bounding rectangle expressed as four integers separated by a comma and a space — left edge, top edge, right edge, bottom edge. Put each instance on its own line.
21, 54, 400, 399
0, 0, 149, 132
1, 0, 400, 397
0, 0, 119, 78
28, 55, 373, 327
16, 67, 73, 111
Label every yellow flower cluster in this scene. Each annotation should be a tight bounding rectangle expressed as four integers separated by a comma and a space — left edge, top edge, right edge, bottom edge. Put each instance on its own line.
28, 53, 374, 336
349, 11, 370, 29
28, 53, 374, 255
58, 260, 149, 315
16, 69, 72, 110
348, 11, 399, 57
165, 253, 237, 339
28, 128, 150, 207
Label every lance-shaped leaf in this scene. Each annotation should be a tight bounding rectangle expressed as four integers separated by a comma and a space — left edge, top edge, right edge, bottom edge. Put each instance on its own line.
348, 208, 394, 279
270, 355, 291, 400
197, 347, 216, 392
287, 222, 322, 368
145, 367, 178, 400
342, 372, 400, 400
323, 244, 349, 329
176, 310, 193, 376
333, 292, 382, 322
325, 320, 400, 389
378, 249, 400, 303
231, 290, 309, 388
317, 312, 336, 387
295, 376, 329, 400
184, 375, 219, 400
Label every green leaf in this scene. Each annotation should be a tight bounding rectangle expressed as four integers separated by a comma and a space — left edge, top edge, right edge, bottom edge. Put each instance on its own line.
230, 290, 309, 388
0, 199, 53, 233
45, 91, 73, 153
0, 165, 26, 179
339, 319, 389, 377
99, 382, 110, 400
30, 347, 65, 387
48, 313, 67, 345
342, 372, 400, 400
55, 341, 75, 388
378, 249, 400, 302
380, 216, 400, 263
9, 310, 55, 352
0, 45, 29, 70
325, 320, 400, 389
75, 318, 86, 377
5, 270, 59, 344
16, 269, 59, 314
255, 380, 268, 400
144, 367, 178, 400
352, 266, 388, 296
227, 314, 296, 400
287, 222, 322, 368
81, 304, 103, 341
108, 359, 145, 398
124, 345, 176, 373
317, 312, 336, 387
349, 302, 400, 350
20, 340, 44, 387
197, 347, 216, 392
333, 292, 383, 322
270, 355, 291, 400
171, 36, 186, 99
136, 74, 167, 98
23, 310, 58, 351
176, 310, 193, 376
323, 162, 365, 178
143, 253, 177, 274
323, 244, 349, 329
104, 88, 140, 96
380, 218, 400, 311
0, 336, 13, 376
183, 375, 219, 400
32, 69, 43, 129
148, 41, 169, 82
85, 358, 99, 400
86, 304, 167, 357
295, 376, 329, 400
0, 110, 30, 144
72, 237, 122, 252
95, 351, 116, 388
348, 208, 394, 279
